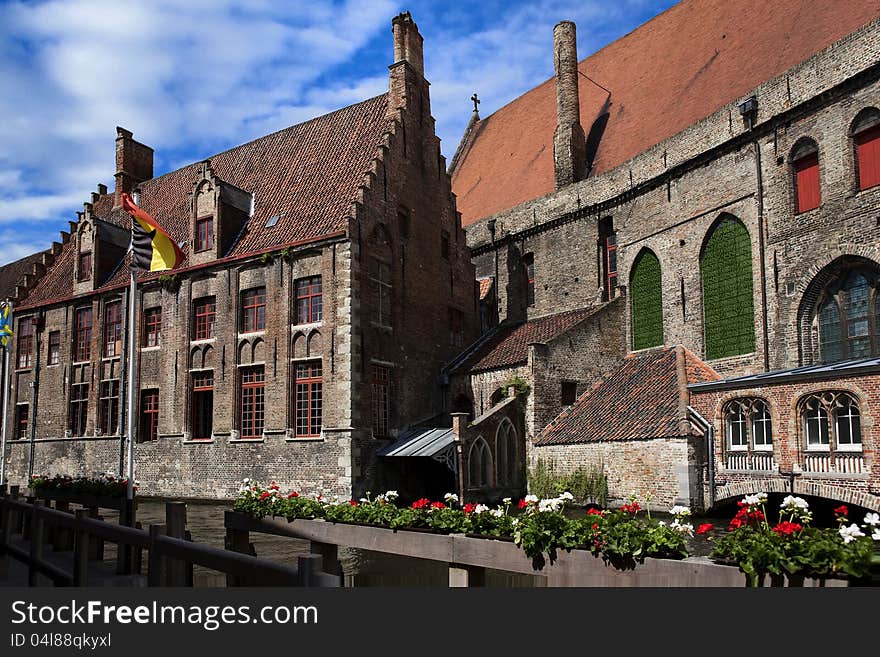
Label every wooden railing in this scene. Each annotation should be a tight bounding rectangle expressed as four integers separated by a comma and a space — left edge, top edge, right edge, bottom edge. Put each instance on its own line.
0, 486, 339, 587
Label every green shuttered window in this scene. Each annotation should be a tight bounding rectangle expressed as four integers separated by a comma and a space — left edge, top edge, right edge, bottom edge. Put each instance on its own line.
630, 249, 663, 350
701, 217, 755, 360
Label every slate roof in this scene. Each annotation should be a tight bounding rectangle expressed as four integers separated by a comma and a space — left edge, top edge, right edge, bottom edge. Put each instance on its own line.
537, 345, 719, 445
455, 306, 604, 373
450, 0, 880, 225
688, 355, 880, 392
19, 94, 391, 309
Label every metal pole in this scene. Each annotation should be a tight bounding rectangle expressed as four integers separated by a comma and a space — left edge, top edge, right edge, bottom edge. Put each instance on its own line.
125, 270, 137, 500
0, 299, 12, 485
26, 311, 42, 482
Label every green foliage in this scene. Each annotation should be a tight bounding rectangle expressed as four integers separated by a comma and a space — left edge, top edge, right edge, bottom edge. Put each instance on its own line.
502, 376, 530, 398
157, 273, 180, 292
701, 216, 755, 359
630, 249, 664, 350
30, 473, 133, 498
527, 458, 607, 507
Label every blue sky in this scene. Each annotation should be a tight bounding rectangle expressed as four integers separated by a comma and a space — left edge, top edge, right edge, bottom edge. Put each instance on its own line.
0, 0, 676, 266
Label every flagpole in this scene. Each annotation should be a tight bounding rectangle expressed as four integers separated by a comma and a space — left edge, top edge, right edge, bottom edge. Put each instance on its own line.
0, 299, 12, 486
125, 269, 136, 500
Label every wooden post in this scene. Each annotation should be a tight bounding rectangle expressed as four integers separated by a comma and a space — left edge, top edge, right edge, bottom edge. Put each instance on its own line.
448, 563, 486, 587
310, 541, 341, 580
72, 509, 90, 586
52, 500, 72, 551
165, 502, 187, 585
0, 496, 10, 579
224, 525, 251, 587
297, 554, 324, 587
132, 522, 143, 577
22, 495, 34, 540
87, 508, 103, 561
147, 525, 165, 587
117, 498, 135, 574
28, 500, 45, 586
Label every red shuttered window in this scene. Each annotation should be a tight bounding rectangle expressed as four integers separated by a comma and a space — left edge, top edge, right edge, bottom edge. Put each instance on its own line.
856, 124, 880, 191
794, 153, 820, 214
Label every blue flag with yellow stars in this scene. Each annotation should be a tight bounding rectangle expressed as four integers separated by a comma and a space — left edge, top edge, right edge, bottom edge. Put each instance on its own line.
0, 302, 11, 348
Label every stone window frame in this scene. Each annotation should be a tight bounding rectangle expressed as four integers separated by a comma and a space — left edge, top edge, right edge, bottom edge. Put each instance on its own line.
850, 107, 880, 193
798, 390, 863, 455
97, 378, 120, 436
467, 436, 493, 489
494, 418, 518, 487
77, 251, 92, 282
14, 403, 28, 441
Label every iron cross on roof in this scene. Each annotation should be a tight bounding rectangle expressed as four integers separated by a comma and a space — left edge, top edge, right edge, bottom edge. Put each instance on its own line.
471, 93, 480, 113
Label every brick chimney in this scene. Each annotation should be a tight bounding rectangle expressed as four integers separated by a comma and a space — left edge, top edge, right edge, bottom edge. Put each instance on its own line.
388, 12, 426, 119
114, 127, 153, 207
553, 21, 586, 189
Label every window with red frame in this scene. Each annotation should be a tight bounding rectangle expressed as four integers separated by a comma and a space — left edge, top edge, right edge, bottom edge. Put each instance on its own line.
794, 152, 821, 213
77, 251, 91, 281
16, 316, 34, 369
103, 300, 122, 357
98, 379, 119, 435
240, 366, 265, 439
240, 287, 266, 333
142, 307, 161, 347
47, 331, 60, 365
599, 217, 617, 301
140, 389, 159, 442
192, 298, 216, 340
523, 254, 535, 307
73, 307, 92, 362
295, 276, 323, 324
14, 404, 28, 440
294, 361, 322, 437
371, 365, 391, 437
196, 216, 214, 252
856, 124, 880, 191
191, 371, 214, 440
69, 382, 89, 436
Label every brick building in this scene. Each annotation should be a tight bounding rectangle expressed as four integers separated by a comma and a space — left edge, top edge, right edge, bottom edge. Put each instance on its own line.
1, 13, 479, 500
448, 0, 880, 510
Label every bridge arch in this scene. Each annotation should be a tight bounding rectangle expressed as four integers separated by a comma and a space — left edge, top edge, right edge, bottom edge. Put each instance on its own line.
713, 478, 880, 512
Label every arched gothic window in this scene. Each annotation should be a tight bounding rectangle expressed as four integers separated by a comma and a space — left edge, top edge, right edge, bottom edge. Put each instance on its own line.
799, 391, 865, 475
815, 268, 880, 363
630, 249, 663, 350
467, 437, 493, 489
495, 419, 518, 486
700, 216, 755, 360
723, 398, 774, 471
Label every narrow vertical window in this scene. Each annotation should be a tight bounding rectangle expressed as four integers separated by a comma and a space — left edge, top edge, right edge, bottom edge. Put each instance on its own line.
140, 389, 159, 442
98, 379, 120, 435
855, 123, 880, 191
142, 307, 161, 347
240, 287, 266, 333
371, 365, 391, 437
69, 382, 89, 436
14, 404, 28, 440
803, 398, 830, 450
192, 297, 216, 340
560, 381, 578, 406
16, 316, 34, 369
73, 307, 92, 362
191, 372, 214, 440
794, 151, 820, 214
196, 216, 214, 252
599, 218, 617, 301
630, 249, 664, 350
295, 276, 323, 324
294, 361, 322, 437
77, 251, 92, 281
240, 366, 265, 439
103, 300, 122, 357
523, 253, 535, 307
370, 259, 392, 327
47, 331, 60, 365
701, 216, 755, 359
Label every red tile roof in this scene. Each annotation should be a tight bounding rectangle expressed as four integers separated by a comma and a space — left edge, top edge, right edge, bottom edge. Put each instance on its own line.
537, 345, 719, 445
0, 252, 47, 300
478, 277, 494, 301
451, 0, 880, 225
456, 306, 604, 373
20, 94, 391, 308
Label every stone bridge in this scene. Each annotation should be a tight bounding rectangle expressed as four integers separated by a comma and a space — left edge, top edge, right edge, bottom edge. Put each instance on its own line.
712, 477, 880, 512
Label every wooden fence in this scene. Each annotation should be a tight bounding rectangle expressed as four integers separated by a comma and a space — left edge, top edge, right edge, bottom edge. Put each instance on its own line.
0, 485, 339, 587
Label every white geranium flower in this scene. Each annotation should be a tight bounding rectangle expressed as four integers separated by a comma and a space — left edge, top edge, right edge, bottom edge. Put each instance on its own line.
657, 520, 666, 526
502, 497, 512, 504
444, 493, 459, 503
839, 523, 865, 544
243, 477, 251, 484
538, 498, 562, 513
360, 497, 369, 503
863, 512, 880, 527
671, 520, 694, 536
490, 508, 504, 518
558, 491, 574, 501
524, 494, 539, 503
475, 504, 490, 514
780, 495, 809, 511
743, 494, 765, 506
669, 505, 691, 517
384, 490, 399, 500
872, 528, 880, 542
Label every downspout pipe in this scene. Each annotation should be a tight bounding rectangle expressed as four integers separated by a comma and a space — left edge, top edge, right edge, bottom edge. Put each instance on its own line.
687, 405, 715, 511
753, 139, 771, 372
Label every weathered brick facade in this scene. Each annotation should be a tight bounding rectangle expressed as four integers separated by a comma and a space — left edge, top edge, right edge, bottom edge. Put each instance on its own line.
1, 13, 479, 500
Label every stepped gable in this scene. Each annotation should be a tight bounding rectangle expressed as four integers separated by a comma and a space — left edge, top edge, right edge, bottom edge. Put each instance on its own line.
537, 345, 719, 445
450, 0, 880, 224
19, 93, 391, 309
456, 306, 602, 373
0, 252, 49, 300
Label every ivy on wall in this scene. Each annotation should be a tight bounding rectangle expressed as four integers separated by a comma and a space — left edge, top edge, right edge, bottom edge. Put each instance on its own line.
701, 217, 755, 360
630, 249, 664, 350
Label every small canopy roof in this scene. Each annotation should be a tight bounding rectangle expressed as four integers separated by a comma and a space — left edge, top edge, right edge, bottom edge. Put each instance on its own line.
377, 427, 455, 458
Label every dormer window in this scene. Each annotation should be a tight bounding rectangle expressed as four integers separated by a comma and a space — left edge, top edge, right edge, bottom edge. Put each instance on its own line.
196, 216, 214, 252
77, 251, 92, 281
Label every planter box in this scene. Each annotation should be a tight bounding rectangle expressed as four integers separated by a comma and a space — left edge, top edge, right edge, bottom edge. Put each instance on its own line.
28, 488, 132, 512
225, 512, 848, 587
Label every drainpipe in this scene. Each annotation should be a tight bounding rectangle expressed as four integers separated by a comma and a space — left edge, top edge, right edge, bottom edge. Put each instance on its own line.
687, 405, 715, 510
752, 138, 770, 371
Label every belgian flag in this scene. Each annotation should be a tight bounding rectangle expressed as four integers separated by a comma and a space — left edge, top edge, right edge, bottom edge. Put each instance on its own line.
121, 192, 184, 272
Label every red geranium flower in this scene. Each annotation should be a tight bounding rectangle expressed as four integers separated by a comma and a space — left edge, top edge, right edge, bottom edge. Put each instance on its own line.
728, 517, 743, 531
463, 503, 476, 514
287, 491, 299, 498
696, 523, 714, 535
349, 499, 359, 506
591, 523, 599, 530
772, 521, 803, 536
834, 505, 849, 517
518, 499, 528, 509
260, 491, 272, 500
587, 508, 604, 516
431, 501, 446, 509
411, 498, 430, 509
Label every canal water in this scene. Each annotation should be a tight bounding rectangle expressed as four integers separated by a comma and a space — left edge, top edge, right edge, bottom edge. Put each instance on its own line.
118, 500, 727, 587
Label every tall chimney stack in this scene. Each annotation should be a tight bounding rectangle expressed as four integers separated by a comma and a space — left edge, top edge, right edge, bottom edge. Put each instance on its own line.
553, 21, 586, 189
392, 11, 424, 77
114, 127, 154, 208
